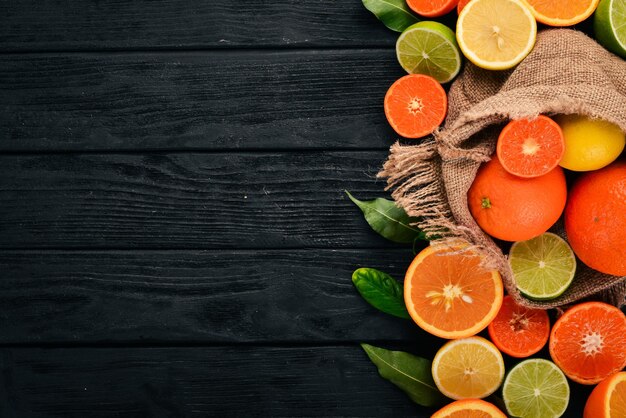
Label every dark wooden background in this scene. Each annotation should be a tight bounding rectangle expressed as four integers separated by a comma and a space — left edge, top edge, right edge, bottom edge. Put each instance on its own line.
0, 1, 601, 417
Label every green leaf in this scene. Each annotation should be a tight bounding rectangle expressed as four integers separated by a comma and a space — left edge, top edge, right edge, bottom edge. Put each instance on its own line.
362, 0, 420, 32
361, 344, 446, 407
352, 268, 410, 319
346, 191, 426, 244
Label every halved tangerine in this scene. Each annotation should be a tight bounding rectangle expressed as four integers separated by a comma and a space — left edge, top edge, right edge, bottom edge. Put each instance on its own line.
384, 74, 447, 139
496, 115, 565, 178
404, 242, 503, 339
549, 302, 626, 385
487, 295, 550, 358
407, 0, 459, 17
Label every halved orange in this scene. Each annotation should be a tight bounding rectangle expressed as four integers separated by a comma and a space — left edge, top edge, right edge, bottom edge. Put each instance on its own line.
432, 399, 507, 418
584, 372, 626, 418
407, 0, 459, 17
549, 302, 626, 385
404, 242, 503, 339
496, 115, 565, 178
487, 295, 550, 358
384, 74, 447, 139
522, 0, 600, 26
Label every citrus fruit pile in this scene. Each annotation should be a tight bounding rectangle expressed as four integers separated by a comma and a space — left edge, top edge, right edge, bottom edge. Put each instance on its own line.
356, 1, 626, 416
382, 0, 626, 139
404, 243, 626, 417
469, 113, 626, 285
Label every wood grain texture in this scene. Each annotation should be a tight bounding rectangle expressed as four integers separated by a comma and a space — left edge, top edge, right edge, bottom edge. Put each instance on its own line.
0, 346, 438, 417
0, 50, 403, 151
0, 249, 432, 344
1, 0, 396, 52
0, 151, 407, 249
0, 345, 593, 418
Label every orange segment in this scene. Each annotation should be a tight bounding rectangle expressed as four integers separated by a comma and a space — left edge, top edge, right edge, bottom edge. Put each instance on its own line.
384, 74, 447, 139
522, 0, 600, 26
404, 243, 503, 339
496, 115, 565, 178
407, 0, 459, 17
432, 399, 507, 418
549, 302, 626, 385
487, 295, 550, 358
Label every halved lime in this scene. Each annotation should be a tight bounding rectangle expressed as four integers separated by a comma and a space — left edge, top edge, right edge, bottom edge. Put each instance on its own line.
509, 232, 576, 300
594, 0, 626, 58
396, 21, 462, 84
503, 359, 570, 418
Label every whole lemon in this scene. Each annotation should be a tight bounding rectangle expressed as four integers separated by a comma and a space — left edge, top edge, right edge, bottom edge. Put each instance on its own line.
556, 115, 625, 172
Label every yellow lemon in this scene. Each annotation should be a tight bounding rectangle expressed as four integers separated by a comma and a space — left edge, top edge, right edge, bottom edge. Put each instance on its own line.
556, 115, 625, 171
432, 336, 505, 400
456, 0, 537, 70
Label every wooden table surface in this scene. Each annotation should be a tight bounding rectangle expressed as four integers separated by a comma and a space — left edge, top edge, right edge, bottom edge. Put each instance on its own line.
0, 1, 602, 416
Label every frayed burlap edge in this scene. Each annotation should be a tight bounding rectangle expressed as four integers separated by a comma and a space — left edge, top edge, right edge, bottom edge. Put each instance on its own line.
380, 136, 626, 310
379, 30, 626, 310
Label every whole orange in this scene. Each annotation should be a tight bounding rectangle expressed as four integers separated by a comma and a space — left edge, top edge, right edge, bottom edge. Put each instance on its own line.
565, 161, 626, 276
468, 156, 567, 241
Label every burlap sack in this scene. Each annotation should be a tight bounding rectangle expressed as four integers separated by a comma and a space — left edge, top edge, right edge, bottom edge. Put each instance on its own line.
380, 29, 626, 309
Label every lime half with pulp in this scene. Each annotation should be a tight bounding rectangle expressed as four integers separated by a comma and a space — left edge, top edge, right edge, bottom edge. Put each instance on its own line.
595, 0, 626, 58
503, 358, 570, 418
396, 21, 462, 83
509, 232, 576, 300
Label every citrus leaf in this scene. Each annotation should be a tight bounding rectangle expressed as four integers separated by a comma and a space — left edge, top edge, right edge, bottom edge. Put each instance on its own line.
346, 191, 426, 244
362, 0, 420, 32
352, 268, 410, 319
361, 344, 446, 407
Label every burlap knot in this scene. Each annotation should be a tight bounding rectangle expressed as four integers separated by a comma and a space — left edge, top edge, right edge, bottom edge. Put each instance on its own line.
379, 29, 626, 309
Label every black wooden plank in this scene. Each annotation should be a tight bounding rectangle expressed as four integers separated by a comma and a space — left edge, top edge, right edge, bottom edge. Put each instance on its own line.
0, 151, 404, 249
0, 249, 432, 344
0, 346, 438, 417
0, 345, 593, 418
0, 50, 403, 151
1, 1, 396, 52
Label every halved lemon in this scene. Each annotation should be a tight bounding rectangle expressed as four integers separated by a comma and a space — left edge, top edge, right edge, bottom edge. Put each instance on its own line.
432, 336, 505, 400
457, 0, 537, 70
